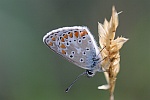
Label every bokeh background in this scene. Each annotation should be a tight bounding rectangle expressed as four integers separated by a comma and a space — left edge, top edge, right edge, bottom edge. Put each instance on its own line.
0, 0, 150, 100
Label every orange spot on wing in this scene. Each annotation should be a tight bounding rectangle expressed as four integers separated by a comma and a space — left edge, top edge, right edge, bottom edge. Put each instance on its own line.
48, 42, 53, 46
74, 31, 79, 38
60, 44, 66, 48
68, 32, 73, 38
61, 37, 65, 42
52, 37, 56, 41
62, 50, 66, 54
63, 34, 68, 39
80, 30, 88, 37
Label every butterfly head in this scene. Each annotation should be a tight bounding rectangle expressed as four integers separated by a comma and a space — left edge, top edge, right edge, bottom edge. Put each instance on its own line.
86, 64, 103, 77
86, 70, 95, 77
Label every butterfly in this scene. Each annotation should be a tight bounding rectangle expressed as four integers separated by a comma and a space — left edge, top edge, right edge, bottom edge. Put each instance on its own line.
43, 26, 103, 92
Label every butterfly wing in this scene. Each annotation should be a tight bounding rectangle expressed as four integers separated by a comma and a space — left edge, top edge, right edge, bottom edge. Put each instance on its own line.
43, 26, 101, 71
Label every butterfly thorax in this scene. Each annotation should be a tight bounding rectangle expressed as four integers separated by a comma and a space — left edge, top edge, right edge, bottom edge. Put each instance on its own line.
85, 54, 102, 77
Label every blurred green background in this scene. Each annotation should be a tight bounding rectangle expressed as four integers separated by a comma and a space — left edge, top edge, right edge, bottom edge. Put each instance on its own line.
0, 0, 149, 100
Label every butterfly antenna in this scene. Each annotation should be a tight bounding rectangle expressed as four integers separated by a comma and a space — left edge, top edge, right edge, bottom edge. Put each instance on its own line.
65, 71, 86, 93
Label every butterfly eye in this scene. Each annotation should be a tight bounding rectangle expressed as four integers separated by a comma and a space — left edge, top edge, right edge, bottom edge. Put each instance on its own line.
86, 70, 95, 77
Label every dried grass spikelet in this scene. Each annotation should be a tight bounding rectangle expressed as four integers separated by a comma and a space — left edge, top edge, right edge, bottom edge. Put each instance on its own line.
98, 6, 128, 100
